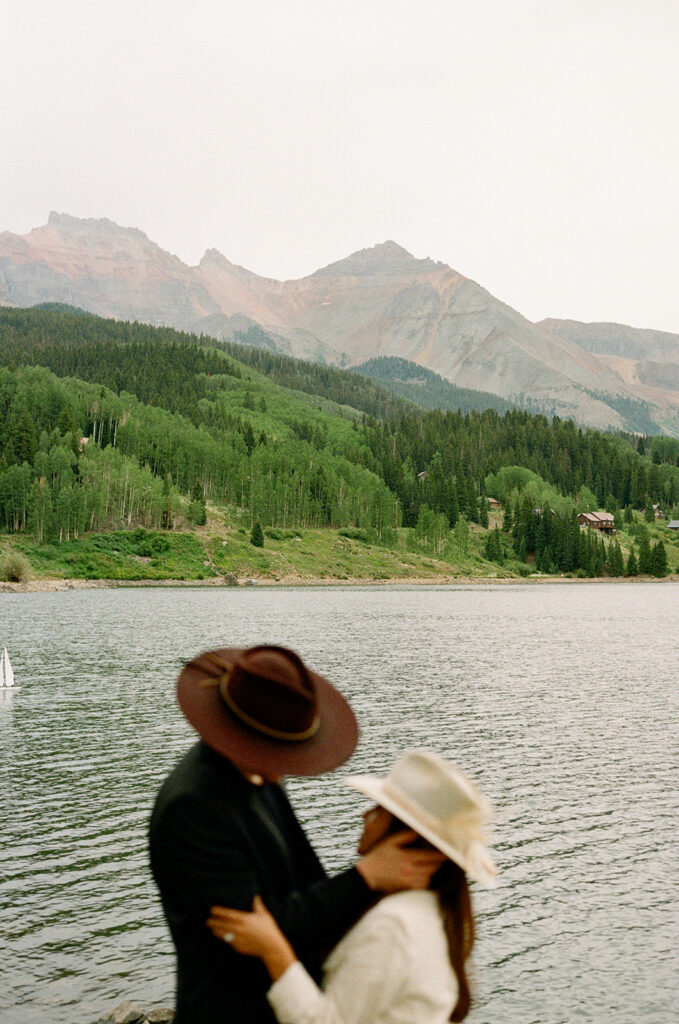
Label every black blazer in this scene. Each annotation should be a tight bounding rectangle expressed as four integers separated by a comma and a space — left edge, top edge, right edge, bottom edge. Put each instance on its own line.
149, 741, 370, 1024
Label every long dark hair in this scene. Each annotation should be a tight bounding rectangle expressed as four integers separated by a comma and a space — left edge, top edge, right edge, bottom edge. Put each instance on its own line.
431, 859, 474, 1021
386, 815, 474, 1021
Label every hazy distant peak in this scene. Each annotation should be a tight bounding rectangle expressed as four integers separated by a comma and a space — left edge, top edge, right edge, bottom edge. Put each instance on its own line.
199, 247, 272, 284
371, 240, 411, 257
312, 240, 442, 278
537, 316, 679, 361
48, 210, 93, 227
2, 212, 677, 435
46, 211, 151, 243
200, 247, 233, 267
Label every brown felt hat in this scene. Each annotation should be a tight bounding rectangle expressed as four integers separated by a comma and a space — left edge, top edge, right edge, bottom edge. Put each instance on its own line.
177, 645, 358, 775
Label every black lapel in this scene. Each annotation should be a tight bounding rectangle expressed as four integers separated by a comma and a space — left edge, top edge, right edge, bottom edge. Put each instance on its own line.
247, 787, 296, 875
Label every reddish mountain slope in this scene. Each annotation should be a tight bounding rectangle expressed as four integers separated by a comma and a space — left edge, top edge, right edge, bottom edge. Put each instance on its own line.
1, 214, 678, 433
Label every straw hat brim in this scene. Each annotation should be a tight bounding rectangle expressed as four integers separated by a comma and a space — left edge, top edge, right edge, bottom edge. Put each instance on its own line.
178, 647, 358, 776
345, 773, 498, 888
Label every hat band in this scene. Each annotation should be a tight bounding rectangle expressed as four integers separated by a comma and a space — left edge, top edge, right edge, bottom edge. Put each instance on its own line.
219, 673, 321, 742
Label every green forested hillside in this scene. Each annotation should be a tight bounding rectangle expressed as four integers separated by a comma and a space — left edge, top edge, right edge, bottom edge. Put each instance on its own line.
0, 307, 411, 421
0, 306, 677, 581
355, 356, 517, 415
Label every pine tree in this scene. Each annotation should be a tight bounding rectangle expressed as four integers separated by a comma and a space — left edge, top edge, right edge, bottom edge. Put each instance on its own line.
11, 406, 37, 464
243, 423, 256, 455
478, 492, 489, 528
189, 481, 207, 526
638, 534, 652, 574
484, 528, 503, 563
625, 547, 638, 576
594, 539, 606, 576
666, 476, 678, 508
448, 480, 459, 528
651, 541, 668, 577
607, 540, 624, 576
250, 521, 264, 547
162, 473, 173, 530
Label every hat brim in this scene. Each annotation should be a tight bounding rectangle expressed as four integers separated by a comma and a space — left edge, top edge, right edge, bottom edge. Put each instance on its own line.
178, 648, 358, 776
345, 774, 498, 888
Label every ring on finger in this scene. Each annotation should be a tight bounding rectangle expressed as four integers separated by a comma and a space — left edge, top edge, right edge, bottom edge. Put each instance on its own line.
223, 931, 236, 943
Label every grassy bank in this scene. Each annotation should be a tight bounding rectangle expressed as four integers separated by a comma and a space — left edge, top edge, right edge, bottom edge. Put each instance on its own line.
2, 510, 678, 586
1, 521, 519, 584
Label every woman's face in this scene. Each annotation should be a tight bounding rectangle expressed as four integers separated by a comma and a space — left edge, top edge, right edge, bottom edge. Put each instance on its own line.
357, 804, 394, 855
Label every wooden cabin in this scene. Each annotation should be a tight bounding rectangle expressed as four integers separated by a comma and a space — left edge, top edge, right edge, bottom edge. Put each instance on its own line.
578, 511, 616, 533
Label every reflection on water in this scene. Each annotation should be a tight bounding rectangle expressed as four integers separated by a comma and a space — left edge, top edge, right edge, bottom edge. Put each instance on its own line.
1, 584, 678, 1023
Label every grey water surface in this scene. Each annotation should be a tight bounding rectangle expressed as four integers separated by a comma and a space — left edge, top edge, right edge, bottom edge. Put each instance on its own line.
0, 583, 677, 1024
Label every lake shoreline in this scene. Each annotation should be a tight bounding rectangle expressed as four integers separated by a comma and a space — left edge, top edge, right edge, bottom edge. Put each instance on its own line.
2, 572, 677, 592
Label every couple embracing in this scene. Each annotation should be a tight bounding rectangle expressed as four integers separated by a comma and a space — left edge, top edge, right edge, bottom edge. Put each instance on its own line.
149, 645, 497, 1024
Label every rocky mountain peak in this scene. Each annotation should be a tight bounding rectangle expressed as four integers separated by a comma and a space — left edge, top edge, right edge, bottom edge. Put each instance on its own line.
46, 211, 152, 245
200, 247, 232, 267
2, 213, 678, 434
312, 240, 442, 278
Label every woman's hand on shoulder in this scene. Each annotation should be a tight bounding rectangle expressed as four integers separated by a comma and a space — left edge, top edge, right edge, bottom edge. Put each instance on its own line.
207, 895, 297, 980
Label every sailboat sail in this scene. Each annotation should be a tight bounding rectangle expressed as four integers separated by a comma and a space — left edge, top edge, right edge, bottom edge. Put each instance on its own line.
1, 647, 14, 688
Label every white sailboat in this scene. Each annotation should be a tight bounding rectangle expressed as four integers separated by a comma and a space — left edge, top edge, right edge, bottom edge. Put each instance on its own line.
0, 647, 15, 688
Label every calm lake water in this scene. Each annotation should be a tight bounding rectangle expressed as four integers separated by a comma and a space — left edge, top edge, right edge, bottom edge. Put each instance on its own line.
1, 583, 678, 1024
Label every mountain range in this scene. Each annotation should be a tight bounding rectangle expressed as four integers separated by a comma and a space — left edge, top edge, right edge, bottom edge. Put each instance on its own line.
1, 212, 678, 434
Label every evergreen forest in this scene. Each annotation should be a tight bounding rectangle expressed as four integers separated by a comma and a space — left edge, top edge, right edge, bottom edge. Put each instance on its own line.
0, 306, 676, 581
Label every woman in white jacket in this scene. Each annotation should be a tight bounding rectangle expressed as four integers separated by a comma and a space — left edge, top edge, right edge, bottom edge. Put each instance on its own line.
207, 751, 498, 1024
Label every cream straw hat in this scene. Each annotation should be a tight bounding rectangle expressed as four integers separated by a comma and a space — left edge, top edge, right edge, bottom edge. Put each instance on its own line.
345, 750, 498, 888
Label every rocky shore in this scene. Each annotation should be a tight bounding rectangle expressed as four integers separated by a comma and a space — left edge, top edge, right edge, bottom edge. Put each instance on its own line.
91, 1002, 174, 1024
2, 572, 677, 594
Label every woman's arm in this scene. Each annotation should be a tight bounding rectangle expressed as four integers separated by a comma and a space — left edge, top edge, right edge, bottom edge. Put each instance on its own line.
207, 896, 297, 982
208, 898, 409, 1024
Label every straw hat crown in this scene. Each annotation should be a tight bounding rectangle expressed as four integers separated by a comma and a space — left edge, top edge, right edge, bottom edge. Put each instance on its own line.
346, 750, 498, 887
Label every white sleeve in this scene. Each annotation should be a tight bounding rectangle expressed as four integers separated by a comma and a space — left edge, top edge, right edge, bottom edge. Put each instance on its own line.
267, 912, 409, 1024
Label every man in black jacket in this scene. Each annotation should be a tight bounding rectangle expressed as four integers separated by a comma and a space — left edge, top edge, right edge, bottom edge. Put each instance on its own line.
149, 645, 442, 1024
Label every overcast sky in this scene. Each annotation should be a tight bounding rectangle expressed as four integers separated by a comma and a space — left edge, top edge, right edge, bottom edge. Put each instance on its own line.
3, 1, 678, 331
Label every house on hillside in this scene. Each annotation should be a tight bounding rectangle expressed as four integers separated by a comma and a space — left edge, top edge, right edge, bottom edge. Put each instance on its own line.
578, 511, 616, 533
488, 497, 502, 509
667, 520, 679, 532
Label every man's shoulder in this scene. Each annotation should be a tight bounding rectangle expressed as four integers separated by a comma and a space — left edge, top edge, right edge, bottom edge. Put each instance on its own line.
151, 741, 244, 821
